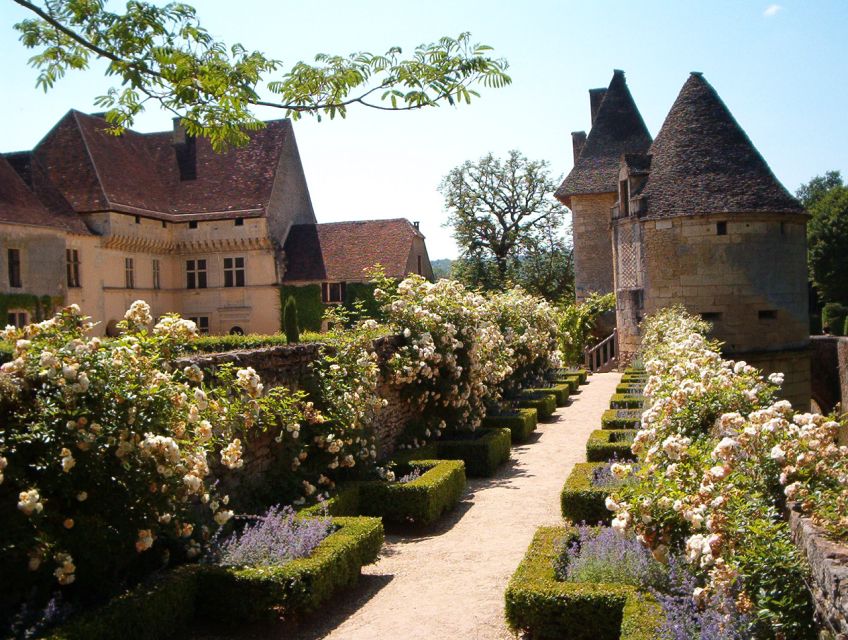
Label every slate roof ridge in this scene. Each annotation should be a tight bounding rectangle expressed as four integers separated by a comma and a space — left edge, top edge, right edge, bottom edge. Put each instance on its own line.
640, 72, 805, 218
556, 70, 653, 202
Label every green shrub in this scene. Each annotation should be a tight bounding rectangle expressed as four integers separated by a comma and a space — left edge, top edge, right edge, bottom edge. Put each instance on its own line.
197, 516, 383, 624
615, 383, 645, 395
515, 392, 557, 420
586, 430, 637, 462
601, 409, 641, 430
561, 463, 612, 525
527, 383, 571, 407
279, 284, 324, 332
283, 295, 300, 343
565, 368, 589, 384
431, 427, 511, 477
482, 408, 537, 443
823, 302, 848, 336
609, 394, 645, 409
620, 373, 647, 384
44, 566, 200, 640
504, 526, 662, 640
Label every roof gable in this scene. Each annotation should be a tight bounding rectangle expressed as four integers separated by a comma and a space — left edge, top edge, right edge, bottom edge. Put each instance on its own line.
557, 70, 653, 200
283, 219, 422, 282
640, 73, 804, 218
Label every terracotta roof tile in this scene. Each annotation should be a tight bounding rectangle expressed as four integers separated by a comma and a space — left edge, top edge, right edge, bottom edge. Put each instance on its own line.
283, 219, 422, 282
641, 73, 804, 218
557, 70, 653, 201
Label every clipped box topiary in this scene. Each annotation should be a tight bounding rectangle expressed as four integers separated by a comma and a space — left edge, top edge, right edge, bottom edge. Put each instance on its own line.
431, 427, 512, 477
609, 394, 645, 410
515, 391, 558, 420
615, 383, 645, 395
601, 409, 642, 430
585, 429, 637, 462
561, 463, 613, 525
482, 407, 538, 443
526, 383, 571, 407
505, 526, 663, 640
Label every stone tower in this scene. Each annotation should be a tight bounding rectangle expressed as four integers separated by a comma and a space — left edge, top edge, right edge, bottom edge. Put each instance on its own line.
613, 72, 810, 407
556, 70, 652, 301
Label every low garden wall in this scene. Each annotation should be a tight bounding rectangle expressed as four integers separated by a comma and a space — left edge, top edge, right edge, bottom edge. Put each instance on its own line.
789, 506, 848, 639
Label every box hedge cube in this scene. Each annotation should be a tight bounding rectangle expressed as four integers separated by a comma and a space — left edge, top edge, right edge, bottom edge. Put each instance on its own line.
516, 391, 557, 420
586, 429, 637, 462
609, 394, 646, 410
561, 462, 613, 525
527, 383, 571, 407
482, 407, 537, 443
601, 409, 642, 430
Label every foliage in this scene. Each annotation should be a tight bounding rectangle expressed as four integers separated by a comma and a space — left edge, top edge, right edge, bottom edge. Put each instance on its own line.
808, 182, 848, 304
601, 409, 642, 430
561, 462, 615, 525
822, 302, 848, 335
282, 296, 299, 343
406, 427, 511, 477
0, 303, 257, 620
0, 292, 61, 324
215, 505, 333, 568
586, 430, 637, 462
481, 407, 537, 443
556, 292, 616, 365
197, 515, 382, 623
557, 525, 668, 591
430, 258, 454, 280
606, 306, 817, 639
796, 170, 843, 209
526, 383, 570, 406
14, 1, 511, 150
185, 331, 318, 354
279, 285, 324, 332
514, 391, 557, 420
505, 526, 664, 640
441, 150, 571, 300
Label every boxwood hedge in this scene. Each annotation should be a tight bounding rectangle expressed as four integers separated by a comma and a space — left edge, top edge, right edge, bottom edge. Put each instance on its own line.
505, 526, 663, 640
561, 462, 612, 525
482, 408, 538, 443
432, 427, 511, 477
615, 383, 645, 395
601, 409, 642, 430
515, 392, 557, 420
586, 429, 637, 462
527, 383, 571, 407
609, 394, 646, 409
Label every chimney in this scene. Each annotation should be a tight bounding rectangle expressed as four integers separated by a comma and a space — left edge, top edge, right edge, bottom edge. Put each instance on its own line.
172, 117, 197, 181
412, 221, 420, 230
589, 88, 607, 126
571, 131, 587, 162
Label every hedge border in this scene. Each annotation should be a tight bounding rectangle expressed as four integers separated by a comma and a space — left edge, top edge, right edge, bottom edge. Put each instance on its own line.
601, 409, 642, 430
432, 427, 511, 477
615, 383, 646, 395
609, 394, 646, 409
561, 462, 612, 525
197, 516, 383, 624
586, 429, 637, 462
620, 373, 647, 384
516, 392, 557, 420
482, 407, 538, 443
504, 526, 663, 640
527, 383, 571, 407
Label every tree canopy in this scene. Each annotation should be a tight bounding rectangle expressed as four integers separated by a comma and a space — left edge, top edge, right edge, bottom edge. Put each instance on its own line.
802, 172, 848, 304
440, 150, 572, 301
12, 0, 511, 149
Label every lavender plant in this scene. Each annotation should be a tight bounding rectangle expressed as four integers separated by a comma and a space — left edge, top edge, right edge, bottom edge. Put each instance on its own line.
216, 505, 334, 567
592, 459, 639, 488
396, 467, 422, 484
555, 525, 667, 589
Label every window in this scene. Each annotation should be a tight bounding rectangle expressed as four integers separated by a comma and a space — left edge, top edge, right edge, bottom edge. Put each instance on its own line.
188, 221, 198, 229
8, 249, 21, 288
758, 309, 778, 320
701, 311, 723, 322
162, 220, 167, 229
223, 257, 245, 287
322, 282, 345, 303
229, 326, 244, 335
152, 259, 161, 290
124, 257, 134, 289
66, 249, 81, 288
134, 215, 141, 224
188, 316, 209, 334
186, 259, 207, 289
7, 310, 28, 328
716, 221, 727, 236
235, 217, 244, 227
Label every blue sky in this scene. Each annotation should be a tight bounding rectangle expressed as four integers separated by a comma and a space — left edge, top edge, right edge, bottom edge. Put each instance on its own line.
1, 1, 846, 259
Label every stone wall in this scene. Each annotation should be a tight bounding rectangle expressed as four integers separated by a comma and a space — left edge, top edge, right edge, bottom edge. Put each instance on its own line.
571, 192, 616, 302
810, 337, 848, 419
788, 505, 848, 639
737, 347, 811, 411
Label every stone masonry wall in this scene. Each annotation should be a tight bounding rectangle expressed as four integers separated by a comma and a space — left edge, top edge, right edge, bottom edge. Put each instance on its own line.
788, 505, 848, 639
571, 192, 616, 302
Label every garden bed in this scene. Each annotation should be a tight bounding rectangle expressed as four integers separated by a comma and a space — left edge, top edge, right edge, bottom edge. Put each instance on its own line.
431, 427, 511, 477
46, 516, 384, 638
526, 383, 571, 407
601, 409, 642, 430
615, 383, 645, 395
561, 462, 613, 525
504, 526, 662, 640
313, 460, 467, 527
620, 373, 647, 384
609, 393, 646, 409
514, 391, 557, 420
482, 407, 538, 443
585, 429, 637, 462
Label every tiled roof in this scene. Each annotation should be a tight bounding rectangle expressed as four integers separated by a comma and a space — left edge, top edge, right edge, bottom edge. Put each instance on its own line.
641, 73, 804, 218
283, 219, 422, 282
556, 70, 653, 201
0, 154, 90, 234
21, 110, 291, 218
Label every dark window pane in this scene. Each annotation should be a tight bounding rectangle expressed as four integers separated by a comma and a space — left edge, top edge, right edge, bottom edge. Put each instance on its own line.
235, 270, 244, 287
225, 270, 233, 287
224, 258, 232, 269
198, 272, 207, 289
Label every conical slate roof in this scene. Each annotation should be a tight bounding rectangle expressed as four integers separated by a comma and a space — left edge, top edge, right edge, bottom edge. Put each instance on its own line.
641, 72, 804, 218
556, 70, 652, 201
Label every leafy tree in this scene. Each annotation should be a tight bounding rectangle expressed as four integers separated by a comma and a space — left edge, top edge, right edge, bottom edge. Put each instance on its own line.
283, 295, 299, 343
796, 170, 843, 209
807, 181, 848, 304
11, 0, 511, 149
440, 150, 571, 300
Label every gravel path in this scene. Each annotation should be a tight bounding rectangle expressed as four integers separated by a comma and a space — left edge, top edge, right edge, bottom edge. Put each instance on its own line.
217, 371, 621, 640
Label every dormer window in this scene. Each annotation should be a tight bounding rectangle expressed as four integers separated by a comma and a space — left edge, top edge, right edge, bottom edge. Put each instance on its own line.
619, 180, 630, 216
